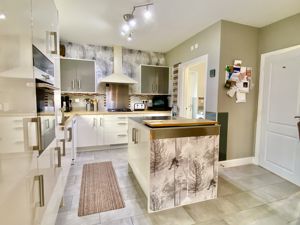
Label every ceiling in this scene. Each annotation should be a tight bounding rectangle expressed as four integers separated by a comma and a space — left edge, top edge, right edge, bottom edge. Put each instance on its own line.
55, 0, 300, 53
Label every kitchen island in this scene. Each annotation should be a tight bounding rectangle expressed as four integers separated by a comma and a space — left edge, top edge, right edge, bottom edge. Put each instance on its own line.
128, 116, 220, 212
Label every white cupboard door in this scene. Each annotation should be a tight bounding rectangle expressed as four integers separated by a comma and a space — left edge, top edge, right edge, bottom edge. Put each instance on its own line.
259, 48, 300, 185
77, 116, 98, 147
32, 0, 58, 62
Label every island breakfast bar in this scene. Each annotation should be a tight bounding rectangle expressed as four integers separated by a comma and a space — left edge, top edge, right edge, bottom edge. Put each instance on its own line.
127, 116, 220, 212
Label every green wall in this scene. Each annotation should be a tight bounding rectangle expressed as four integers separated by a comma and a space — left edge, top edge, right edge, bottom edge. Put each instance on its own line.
166, 21, 221, 114
259, 13, 300, 54
218, 21, 259, 159
166, 13, 300, 160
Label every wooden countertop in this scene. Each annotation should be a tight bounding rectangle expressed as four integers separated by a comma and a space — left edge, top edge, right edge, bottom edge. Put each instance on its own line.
143, 118, 218, 127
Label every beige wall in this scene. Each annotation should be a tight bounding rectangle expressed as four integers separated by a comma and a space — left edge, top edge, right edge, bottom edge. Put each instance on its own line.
166, 14, 300, 161
259, 13, 300, 54
218, 21, 259, 159
166, 21, 221, 113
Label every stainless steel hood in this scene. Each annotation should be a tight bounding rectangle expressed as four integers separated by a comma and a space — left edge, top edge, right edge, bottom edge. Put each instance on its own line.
101, 46, 137, 84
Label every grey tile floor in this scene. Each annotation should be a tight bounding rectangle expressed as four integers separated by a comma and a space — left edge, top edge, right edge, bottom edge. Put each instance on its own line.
55, 148, 300, 225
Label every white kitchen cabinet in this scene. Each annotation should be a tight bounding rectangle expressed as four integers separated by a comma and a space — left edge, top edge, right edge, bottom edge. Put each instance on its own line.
77, 115, 103, 147
0, 0, 62, 224
32, 0, 59, 63
103, 115, 128, 145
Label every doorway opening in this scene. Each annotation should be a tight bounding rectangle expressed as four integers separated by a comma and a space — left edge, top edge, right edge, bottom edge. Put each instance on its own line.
178, 55, 208, 119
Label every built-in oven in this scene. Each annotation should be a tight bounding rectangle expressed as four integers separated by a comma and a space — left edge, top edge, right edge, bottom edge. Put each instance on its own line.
33, 45, 55, 85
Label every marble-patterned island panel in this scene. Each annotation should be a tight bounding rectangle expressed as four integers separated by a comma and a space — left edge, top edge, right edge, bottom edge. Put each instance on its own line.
149, 135, 219, 212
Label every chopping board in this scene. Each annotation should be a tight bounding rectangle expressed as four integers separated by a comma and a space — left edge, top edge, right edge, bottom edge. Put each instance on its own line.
143, 119, 218, 127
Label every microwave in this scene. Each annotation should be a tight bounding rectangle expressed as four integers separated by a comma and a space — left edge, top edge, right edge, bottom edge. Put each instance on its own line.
151, 95, 170, 111
33, 45, 55, 85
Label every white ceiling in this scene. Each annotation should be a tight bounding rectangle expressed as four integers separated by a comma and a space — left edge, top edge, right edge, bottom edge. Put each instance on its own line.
55, 0, 300, 53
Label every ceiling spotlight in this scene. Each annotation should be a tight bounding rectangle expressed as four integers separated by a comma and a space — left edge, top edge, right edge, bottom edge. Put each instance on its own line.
127, 33, 132, 41
129, 19, 136, 27
0, 13, 6, 20
122, 23, 130, 32
144, 6, 152, 20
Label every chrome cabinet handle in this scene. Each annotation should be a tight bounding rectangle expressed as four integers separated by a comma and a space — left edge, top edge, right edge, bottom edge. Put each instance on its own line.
72, 80, 75, 89
117, 134, 127, 137
67, 127, 72, 142
78, 80, 81, 89
34, 175, 45, 207
132, 128, 136, 142
117, 117, 126, 119
117, 122, 127, 125
49, 31, 58, 54
93, 118, 97, 128
55, 147, 61, 168
134, 129, 138, 144
41, 74, 50, 80
99, 118, 103, 126
25, 117, 42, 152
59, 139, 66, 156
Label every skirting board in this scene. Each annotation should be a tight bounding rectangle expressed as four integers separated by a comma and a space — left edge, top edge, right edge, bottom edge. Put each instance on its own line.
77, 144, 128, 152
218, 157, 256, 168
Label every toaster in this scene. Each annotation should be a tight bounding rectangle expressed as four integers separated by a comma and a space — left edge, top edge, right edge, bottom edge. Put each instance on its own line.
134, 103, 145, 111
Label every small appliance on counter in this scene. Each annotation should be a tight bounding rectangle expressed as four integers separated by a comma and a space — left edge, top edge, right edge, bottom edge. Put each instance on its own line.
61, 95, 72, 112
151, 95, 170, 111
134, 103, 145, 111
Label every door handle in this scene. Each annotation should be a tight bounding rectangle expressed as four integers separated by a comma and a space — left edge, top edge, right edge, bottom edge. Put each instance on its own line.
55, 147, 61, 168
67, 127, 72, 142
99, 118, 103, 127
34, 175, 45, 207
78, 80, 81, 89
72, 80, 75, 89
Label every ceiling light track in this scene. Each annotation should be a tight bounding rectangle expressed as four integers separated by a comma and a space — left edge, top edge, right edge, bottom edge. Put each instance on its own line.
120, 2, 154, 41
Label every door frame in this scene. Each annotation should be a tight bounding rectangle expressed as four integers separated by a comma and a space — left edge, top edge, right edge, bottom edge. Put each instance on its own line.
178, 54, 208, 118
254, 45, 300, 165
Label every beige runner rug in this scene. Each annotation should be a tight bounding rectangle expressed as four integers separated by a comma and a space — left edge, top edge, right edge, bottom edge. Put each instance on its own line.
78, 161, 125, 216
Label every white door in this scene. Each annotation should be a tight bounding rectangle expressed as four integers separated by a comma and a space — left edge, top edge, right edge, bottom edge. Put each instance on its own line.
77, 116, 98, 147
258, 47, 300, 185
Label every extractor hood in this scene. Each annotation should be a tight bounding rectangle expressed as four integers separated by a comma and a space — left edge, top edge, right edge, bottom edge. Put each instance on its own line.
101, 46, 137, 84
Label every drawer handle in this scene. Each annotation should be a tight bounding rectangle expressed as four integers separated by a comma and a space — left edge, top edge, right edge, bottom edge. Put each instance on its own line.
117, 134, 127, 137
34, 175, 45, 207
117, 117, 127, 120
117, 122, 127, 125
55, 147, 61, 168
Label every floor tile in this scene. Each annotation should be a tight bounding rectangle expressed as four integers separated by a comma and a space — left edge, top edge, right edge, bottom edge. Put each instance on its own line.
59, 195, 73, 213
267, 192, 300, 221
223, 205, 289, 225
151, 207, 195, 225
55, 210, 101, 225
183, 198, 240, 222
193, 219, 230, 225
100, 198, 147, 223
251, 181, 300, 202
219, 164, 269, 180
289, 219, 300, 225
131, 214, 156, 225
100, 217, 133, 225
218, 177, 243, 197
224, 191, 268, 211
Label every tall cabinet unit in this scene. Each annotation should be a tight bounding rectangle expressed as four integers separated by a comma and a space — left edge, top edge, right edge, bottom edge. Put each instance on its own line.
0, 1, 61, 225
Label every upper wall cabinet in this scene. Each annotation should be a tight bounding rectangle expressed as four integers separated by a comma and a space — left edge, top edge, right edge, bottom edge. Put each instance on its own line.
139, 65, 170, 95
32, 0, 59, 63
60, 58, 96, 93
